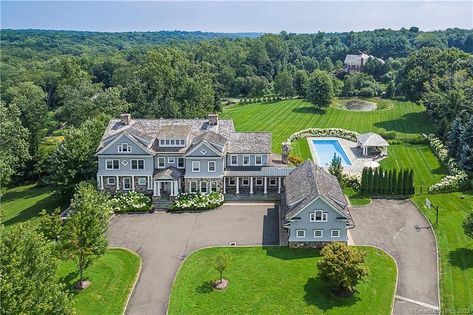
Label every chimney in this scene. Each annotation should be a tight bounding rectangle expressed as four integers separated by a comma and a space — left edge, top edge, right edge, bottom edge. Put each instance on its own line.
208, 113, 218, 126
120, 113, 131, 125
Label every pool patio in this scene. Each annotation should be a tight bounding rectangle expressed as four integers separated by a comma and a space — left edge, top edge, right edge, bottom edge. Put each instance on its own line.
307, 137, 387, 175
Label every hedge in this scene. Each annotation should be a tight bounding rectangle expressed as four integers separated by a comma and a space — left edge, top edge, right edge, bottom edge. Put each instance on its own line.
170, 192, 225, 211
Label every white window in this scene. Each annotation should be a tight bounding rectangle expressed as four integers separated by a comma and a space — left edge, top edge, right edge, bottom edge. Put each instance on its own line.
312, 210, 328, 222
123, 177, 132, 190
255, 155, 263, 165
331, 230, 341, 238
168, 157, 175, 164
181, 140, 186, 145
106, 159, 120, 170
166, 140, 170, 145
242, 178, 250, 186
170, 140, 175, 145
243, 155, 250, 165
192, 161, 200, 172
138, 178, 146, 186
200, 149, 207, 155
200, 181, 208, 194
177, 157, 185, 168
160, 139, 165, 146
107, 177, 116, 185
228, 178, 236, 186
314, 230, 323, 238
230, 155, 238, 166
210, 181, 218, 192
131, 159, 145, 170
208, 161, 216, 172
157, 157, 165, 168
118, 143, 131, 153
255, 178, 263, 186
269, 178, 277, 186
190, 181, 198, 193
296, 229, 306, 238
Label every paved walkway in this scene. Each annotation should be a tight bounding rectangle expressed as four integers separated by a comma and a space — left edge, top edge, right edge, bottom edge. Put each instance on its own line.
108, 203, 279, 315
349, 199, 439, 315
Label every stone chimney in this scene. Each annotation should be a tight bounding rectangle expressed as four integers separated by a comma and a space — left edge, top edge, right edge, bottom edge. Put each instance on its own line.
282, 142, 291, 164
208, 113, 218, 126
120, 113, 131, 125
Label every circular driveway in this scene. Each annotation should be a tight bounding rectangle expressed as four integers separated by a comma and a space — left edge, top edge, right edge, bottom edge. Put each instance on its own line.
108, 203, 279, 315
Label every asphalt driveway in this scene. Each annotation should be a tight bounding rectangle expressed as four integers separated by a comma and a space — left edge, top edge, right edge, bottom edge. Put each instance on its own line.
349, 199, 439, 315
108, 203, 279, 315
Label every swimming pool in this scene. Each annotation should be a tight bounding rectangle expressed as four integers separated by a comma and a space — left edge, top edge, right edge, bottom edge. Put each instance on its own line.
311, 139, 352, 166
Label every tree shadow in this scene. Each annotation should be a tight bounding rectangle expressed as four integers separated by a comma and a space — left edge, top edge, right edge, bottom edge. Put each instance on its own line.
59, 270, 81, 296
373, 112, 435, 134
196, 281, 214, 294
262, 207, 279, 245
304, 276, 359, 310
448, 248, 473, 270
263, 246, 321, 260
292, 106, 326, 115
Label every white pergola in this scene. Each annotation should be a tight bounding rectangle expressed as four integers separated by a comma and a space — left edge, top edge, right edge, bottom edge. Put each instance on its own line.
356, 132, 389, 156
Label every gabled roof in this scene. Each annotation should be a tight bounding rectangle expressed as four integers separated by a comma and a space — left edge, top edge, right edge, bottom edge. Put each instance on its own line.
96, 132, 154, 156
284, 160, 349, 220
156, 125, 192, 139
227, 132, 272, 154
356, 132, 389, 147
192, 130, 227, 148
153, 167, 182, 180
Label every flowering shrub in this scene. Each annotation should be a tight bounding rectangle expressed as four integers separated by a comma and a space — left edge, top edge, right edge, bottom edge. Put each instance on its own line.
342, 173, 361, 190
288, 155, 304, 166
106, 191, 152, 213
426, 134, 470, 193
286, 128, 359, 144
170, 192, 225, 211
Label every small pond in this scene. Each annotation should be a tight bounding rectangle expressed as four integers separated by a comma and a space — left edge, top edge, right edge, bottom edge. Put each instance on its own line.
336, 99, 377, 111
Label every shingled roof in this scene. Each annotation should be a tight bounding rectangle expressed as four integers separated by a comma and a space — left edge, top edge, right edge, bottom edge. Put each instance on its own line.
356, 132, 389, 147
284, 160, 349, 220
227, 132, 272, 154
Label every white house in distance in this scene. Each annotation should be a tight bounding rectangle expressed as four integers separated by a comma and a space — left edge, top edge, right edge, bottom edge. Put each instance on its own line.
344, 53, 384, 72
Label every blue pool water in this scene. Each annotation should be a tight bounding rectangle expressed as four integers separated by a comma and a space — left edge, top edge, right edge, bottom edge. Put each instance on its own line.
312, 139, 352, 166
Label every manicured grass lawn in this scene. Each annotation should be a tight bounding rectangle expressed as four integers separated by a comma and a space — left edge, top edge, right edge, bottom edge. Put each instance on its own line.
168, 246, 396, 315
343, 186, 371, 206
1, 183, 64, 228
57, 248, 141, 315
411, 192, 473, 312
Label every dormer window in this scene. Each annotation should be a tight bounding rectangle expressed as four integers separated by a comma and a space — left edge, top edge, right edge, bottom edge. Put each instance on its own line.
118, 143, 131, 153
159, 139, 186, 147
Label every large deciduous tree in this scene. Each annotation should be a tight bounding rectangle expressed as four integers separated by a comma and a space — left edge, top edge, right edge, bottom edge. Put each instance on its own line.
0, 224, 73, 314
61, 182, 109, 289
459, 116, 473, 171
306, 70, 334, 107
294, 70, 309, 98
274, 71, 294, 97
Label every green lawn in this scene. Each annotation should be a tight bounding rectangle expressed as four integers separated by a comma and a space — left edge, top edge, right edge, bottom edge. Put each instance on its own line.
411, 192, 473, 312
1, 183, 64, 228
343, 186, 371, 206
168, 246, 396, 315
57, 248, 141, 315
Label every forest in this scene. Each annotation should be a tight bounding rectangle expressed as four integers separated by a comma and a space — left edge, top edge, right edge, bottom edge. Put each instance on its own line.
1, 27, 473, 190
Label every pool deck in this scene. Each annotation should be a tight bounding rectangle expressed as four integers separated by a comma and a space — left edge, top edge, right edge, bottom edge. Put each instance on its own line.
307, 137, 386, 175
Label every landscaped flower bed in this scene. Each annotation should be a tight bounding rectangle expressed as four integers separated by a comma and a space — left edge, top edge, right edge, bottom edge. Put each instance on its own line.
170, 192, 225, 211
106, 191, 152, 213
286, 128, 359, 145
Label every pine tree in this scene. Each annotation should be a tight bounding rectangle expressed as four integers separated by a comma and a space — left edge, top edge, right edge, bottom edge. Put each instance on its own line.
459, 116, 473, 171
403, 169, 410, 195
447, 117, 464, 159
392, 169, 398, 195
379, 169, 385, 195
373, 168, 379, 194
367, 168, 374, 194
397, 170, 404, 195
361, 168, 367, 194
386, 170, 392, 195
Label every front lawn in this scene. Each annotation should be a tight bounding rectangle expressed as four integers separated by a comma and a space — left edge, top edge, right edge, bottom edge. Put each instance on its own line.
411, 192, 473, 312
168, 246, 396, 315
1, 183, 64, 228
57, 248, 141, 315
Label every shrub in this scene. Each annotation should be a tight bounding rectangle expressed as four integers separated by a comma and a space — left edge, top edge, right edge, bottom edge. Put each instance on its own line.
378, 130, 396, 140
288, 155, 304, 166
342, 173, 361, 190
286, 128, 358, 144
106, 191, 151, 213
463, 211, 473, 239
170, 192, 224, 211
318, 242, 368, 295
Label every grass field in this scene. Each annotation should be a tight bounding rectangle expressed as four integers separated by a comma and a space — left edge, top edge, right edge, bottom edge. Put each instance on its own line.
411, 192, 473, 312
1, 183, 64, 228
168, 246, 396, 315
57, 248, 141, 315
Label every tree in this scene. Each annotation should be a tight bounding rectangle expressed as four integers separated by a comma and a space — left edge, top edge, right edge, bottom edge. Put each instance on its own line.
328, 154, 343, 183
46, 115, 109, 197
386, 170, 392, 195
320, 57, 334, 72
212, 252, 230, 284
318, 242, 368, 295
274, 71, 294, 97
61, 182, 109, 289
0, 224, 73, 314
6, 82, 48, 157
306, 70, 334, 107
0, 102, 31, 186
39, 208, 64, 242
463, 212, 473, 239
447, 117, 465, 158
459, 116, 473, 171
397, 170, 404, 195
294, 70, 309, 97
385, 80, 396, 98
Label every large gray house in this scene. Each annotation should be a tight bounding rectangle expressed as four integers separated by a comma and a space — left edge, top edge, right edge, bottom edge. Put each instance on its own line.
96, 114, 292, 205
282, 160, 354, 247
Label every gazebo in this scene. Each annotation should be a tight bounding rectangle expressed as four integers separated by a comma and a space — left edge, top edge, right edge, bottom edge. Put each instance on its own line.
356, 132, 389, 156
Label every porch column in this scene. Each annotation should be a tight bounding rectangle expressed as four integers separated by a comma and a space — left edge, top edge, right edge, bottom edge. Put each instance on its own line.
131, 176, 135, 191
250, 177, 254, 194
236, 177, 240, 195
278, 177, 281, 194
170, 181, 174, 196
264, 177, 267, 194
153, 181, 157, 196
223, 178, 226, 194
148, 176, 152, 190
157, 181, 161, 196
116, 176, 119, 190
174, 181, 179, 196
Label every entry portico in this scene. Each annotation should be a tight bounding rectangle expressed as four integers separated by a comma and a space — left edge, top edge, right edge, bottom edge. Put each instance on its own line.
153, 167, 182, 198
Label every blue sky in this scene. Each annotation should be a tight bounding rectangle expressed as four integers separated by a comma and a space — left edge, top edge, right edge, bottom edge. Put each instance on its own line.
1, 1, 472, 33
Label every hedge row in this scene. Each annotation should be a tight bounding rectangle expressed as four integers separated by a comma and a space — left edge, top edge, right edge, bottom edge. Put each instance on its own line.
361, 167, 414, 196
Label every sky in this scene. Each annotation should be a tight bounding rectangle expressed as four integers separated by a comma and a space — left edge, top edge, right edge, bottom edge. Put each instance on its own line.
1, 1, 472, 33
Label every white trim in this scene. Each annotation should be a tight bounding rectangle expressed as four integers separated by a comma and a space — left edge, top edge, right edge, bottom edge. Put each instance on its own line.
255, 155, 263, 166
269, 177, 277, 186
287, 195, 348, 221
123, 177, 132, 190
210, 181, 218, 192
107, 177, 116, 185
295, 229, 306, 238
138, 177, 146, 186
314, 229, 323, 238
331, 229, 341, 238
96, 132, 151, 156
118, 142, 132, 153
190, 180, 198, 193
130, 159, 145, 170
255, 177, 263, 186
228, 178, 236, 186
168, 157, 176, 164
105, 159, 120, 170
229, 155, 238, 166
157, 157, 165, 168
177, 157, 185, 168
241, 177, 250, 186
243, 155, 250, 166
310, 210, 328, 222
208, 161, 216, 172
185, 140, 222, 157
192, 161, 200, 172
200, 181, 208, 194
